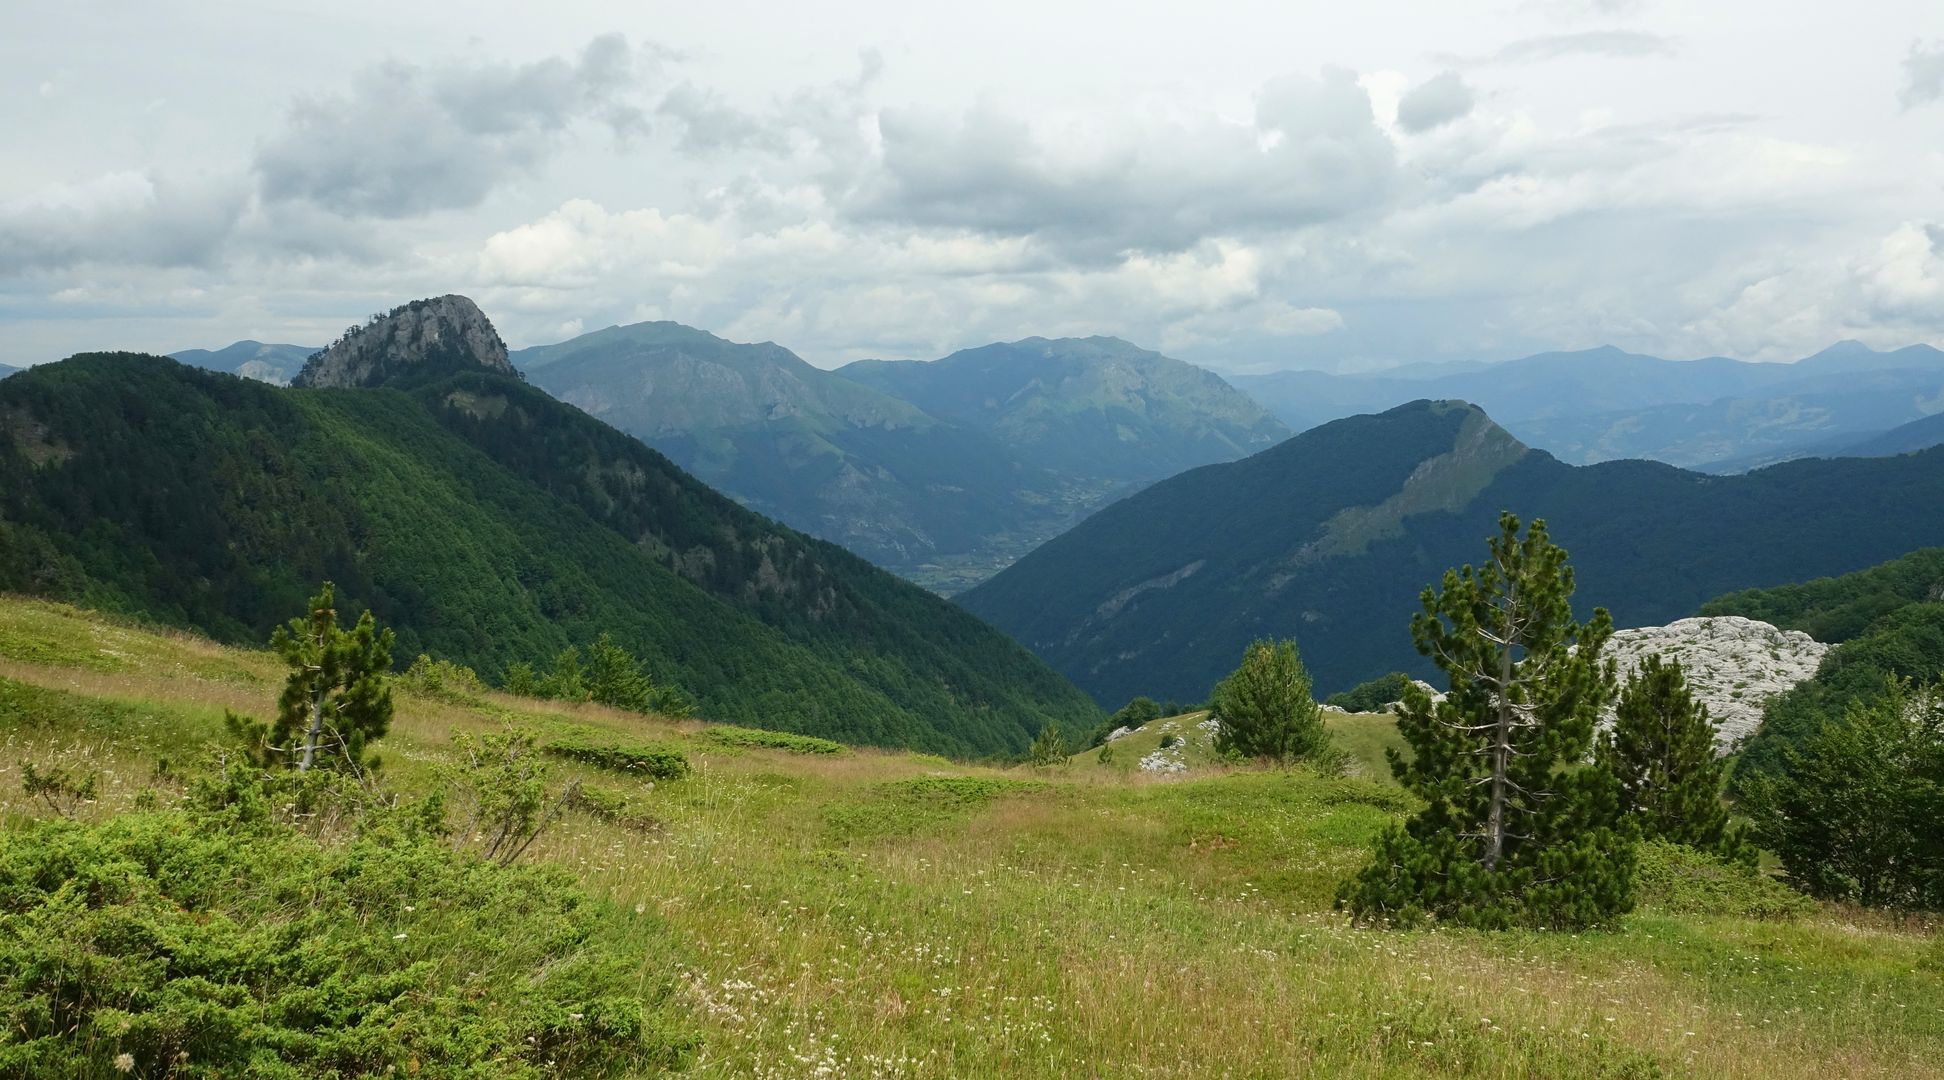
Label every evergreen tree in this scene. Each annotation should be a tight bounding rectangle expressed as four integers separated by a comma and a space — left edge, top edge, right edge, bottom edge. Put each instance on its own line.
1741, 677, 1944, 910
1599, 654, 1736, 855
585, 632, 654, 713
1029, 719, 1071, 767
1209, 639, 1325, 765
248, 583, 395, 773
1339, 513, 1632, 929
537, 645, 588, 702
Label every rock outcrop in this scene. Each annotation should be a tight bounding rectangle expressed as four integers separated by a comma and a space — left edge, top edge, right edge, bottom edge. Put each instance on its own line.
292, 295, 517, 389
1603, 616, 1828, 749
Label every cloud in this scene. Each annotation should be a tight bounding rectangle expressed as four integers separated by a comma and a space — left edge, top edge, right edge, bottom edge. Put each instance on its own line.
1395, 71, 1475, 133
254, 34, 651, 218
847, 69, 1397, 260
1439, 30, 1677, 66
1901, 40, 1944, 109
0, 171, 247, 275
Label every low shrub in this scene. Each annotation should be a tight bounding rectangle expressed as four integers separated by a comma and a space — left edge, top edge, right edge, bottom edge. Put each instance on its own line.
398, 653, 488, 703
1634, 839, 1814, 920
544, 731, 691, 781
0, 810, 697, 1077
823, 776, 1043, 842
700, 726, 845, 755
575, 783, 661, 832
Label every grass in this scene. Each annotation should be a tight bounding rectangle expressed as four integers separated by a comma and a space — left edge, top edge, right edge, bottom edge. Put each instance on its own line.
3, 594, 1942, 1077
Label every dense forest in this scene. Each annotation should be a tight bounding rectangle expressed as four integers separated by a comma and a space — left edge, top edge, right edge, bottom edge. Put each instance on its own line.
1701, 548, 1944, 783
0, 353, 1101, 754
961, 400, 1944, 706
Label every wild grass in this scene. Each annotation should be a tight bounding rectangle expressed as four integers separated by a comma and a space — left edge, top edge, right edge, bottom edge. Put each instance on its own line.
2, 595, 1941, 1078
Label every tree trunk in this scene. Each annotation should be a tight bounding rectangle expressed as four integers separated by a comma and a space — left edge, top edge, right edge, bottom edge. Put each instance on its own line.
1484, 636, 1512, 869
298, 690, 324, 772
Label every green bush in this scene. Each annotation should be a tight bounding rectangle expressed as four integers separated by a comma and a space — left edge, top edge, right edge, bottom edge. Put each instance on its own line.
700, 726, 845, 755
1633, 840, 1814, 920
574, 783, 661, 831
399, 653, 488, 703
544, 731, 691, 781
0, 811, 696, 1078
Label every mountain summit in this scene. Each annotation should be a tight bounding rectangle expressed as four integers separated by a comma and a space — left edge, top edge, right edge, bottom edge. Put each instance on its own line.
293, 295, 519, 389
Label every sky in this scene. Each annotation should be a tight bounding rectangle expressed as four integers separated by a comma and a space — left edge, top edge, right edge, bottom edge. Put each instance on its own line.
2, 0, 1941, 373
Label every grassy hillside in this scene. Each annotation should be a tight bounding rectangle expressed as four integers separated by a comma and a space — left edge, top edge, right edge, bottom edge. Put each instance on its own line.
961, 399, 1944, 706
4, 596, 1942, 1077
0, 353, 1100, 755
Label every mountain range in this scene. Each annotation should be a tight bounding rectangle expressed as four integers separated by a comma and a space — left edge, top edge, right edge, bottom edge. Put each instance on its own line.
516, 327, 1287, 592
0, 298, 1101, 755
168, 340, 313, 385
1231, 342, 1944, 472
957, 399, 1944, 706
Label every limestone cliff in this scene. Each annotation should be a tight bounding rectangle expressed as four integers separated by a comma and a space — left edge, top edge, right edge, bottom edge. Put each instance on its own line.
292, 295, 518, 389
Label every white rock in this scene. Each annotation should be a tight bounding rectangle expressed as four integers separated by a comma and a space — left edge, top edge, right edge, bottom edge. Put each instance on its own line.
1602, 616, 1828, 750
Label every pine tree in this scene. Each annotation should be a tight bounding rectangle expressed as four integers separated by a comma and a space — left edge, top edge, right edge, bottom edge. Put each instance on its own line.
585, 632, 654, 712
1209, 639, 1325, 765
248, 583, 395, 773
1599, 654, 1735, 854
1029, 719, 1071, 767
1339, 513, 1633, 929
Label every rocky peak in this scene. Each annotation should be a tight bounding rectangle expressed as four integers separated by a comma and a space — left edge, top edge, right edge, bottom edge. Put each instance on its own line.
292, 295, 518, 389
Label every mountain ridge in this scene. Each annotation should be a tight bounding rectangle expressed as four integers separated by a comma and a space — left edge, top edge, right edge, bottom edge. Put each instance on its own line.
0, 338, 1101, 753
959, 398, 1944, 706
518, 324, 1287, 592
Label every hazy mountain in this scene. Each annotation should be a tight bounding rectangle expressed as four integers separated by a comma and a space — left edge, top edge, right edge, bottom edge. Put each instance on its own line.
0, 363, 17, 380
838, 336, 1289, 482
957, 400, 1944, 706
1834, 411, 1944, 460
169, 341, 315, 385
519, 327, 1287, 592
1233, 342, 1944, 472
0, 317, 1101, 754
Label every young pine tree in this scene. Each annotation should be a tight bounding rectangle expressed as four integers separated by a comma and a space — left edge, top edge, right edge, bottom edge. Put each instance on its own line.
1209, 639, 1326, 765
1598, 654, 1737, 855
248, 583, 395, 773
1339, 513, 1632, 930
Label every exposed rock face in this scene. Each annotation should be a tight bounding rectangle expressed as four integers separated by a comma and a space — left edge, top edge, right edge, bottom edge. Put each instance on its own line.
292, 295, 517, 389
1603, 616, 1829, 749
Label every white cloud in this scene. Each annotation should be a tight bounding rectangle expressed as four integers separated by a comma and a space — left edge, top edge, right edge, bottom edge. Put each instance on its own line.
254, 34, 652, 218
1902, 39, 1944, 108
1395, 72, 1476, 133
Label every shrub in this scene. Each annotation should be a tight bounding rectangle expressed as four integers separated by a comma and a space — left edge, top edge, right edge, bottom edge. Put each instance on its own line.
18, 761, 97, 819
1633, 840, 1814, 920
1159, 733, 1179, 750
0, 811, 697, 1077
399, 653, 488, 703
574, 783, 661, 831
701, 726, 844, 755
544, 731, 691, 781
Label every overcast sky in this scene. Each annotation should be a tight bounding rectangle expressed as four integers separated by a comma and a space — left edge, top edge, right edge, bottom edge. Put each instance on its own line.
3, 0, 1941, 372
